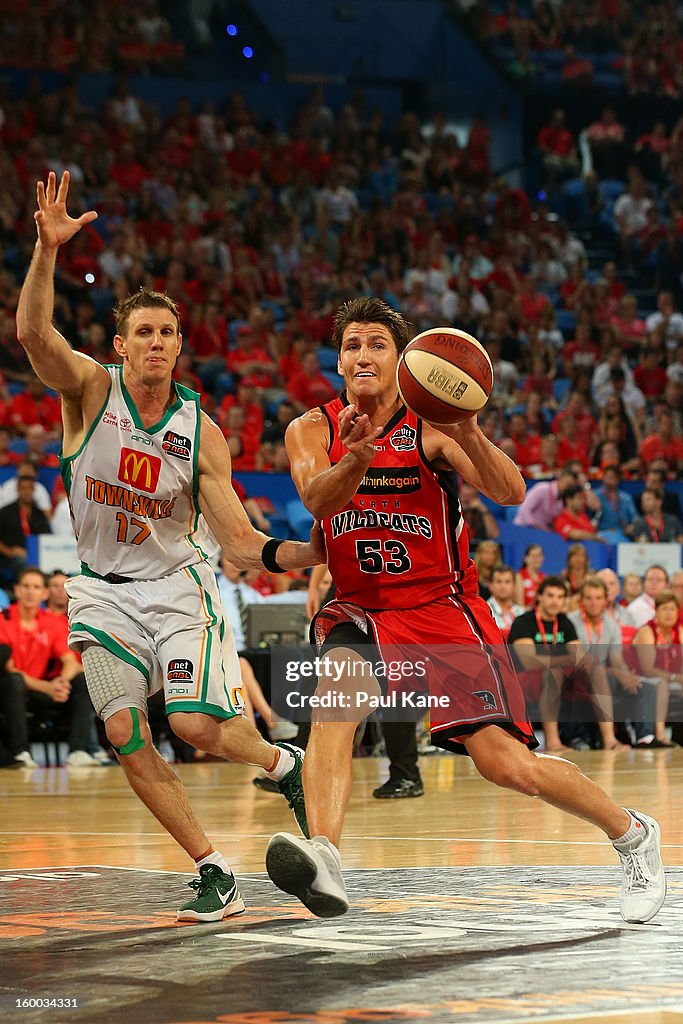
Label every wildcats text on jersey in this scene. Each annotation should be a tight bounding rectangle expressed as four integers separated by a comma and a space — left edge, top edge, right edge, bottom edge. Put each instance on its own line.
84, 476, 177, 520
330, 508, 433, 539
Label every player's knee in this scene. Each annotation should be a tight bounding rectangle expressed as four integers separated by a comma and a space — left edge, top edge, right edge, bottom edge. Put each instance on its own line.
105, 707, 148, 755
475, 750, 540, 797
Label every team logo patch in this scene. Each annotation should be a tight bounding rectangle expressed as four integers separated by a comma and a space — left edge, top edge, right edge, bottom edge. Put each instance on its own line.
473, 689, 498, 712
389, 425, 417, 451
162, 430, 191, 460
166, 658, 194, 696
117, 447, 162, 493
167, 658, 194, 682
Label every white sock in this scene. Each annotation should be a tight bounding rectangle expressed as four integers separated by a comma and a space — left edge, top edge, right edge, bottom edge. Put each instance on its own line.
195, 849, 230, 873
265, 746, 295, 781
612, 811, 648, 851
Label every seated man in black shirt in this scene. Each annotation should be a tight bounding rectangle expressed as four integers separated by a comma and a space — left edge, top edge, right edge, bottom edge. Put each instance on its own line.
0, 476, 51, 586
508, 575, 583, 754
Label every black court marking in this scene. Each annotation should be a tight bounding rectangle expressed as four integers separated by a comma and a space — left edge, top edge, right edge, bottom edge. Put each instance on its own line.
0, 865, 681, 1023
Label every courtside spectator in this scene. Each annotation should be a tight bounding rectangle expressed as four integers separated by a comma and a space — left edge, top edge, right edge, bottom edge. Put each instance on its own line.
0, 567, 95, 768
554, 485, 603, 542
0, 476, 51, 586
630, 489, 683, 543
628, 565, 671, 630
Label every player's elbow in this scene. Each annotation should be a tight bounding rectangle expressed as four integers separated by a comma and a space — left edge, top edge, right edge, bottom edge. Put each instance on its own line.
501, 480, 526, 506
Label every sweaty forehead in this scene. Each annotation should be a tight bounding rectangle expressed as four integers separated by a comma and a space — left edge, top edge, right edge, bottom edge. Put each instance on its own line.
342, 323, 394, 344
127, 308, 178, 332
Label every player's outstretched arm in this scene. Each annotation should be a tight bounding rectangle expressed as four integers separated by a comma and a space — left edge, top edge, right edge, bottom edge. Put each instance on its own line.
286, 405, 380, 519
197, 413, 324, 571
16, 171, 104, 399
423, 417, 526, 506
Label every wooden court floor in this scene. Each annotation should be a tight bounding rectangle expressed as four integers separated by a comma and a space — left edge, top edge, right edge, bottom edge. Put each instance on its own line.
1, 748, 682, 1024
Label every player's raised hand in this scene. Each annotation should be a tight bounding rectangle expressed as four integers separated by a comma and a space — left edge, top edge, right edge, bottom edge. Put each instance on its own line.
34, 170, 98, 250
338, 404, 382, 461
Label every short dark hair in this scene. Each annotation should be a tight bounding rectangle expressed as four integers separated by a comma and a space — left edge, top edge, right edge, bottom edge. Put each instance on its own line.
331, 297, 412, 353
16, 566, 47, 586
561, 484, 583, 505
537, 575, 569, 597
641, 487, 663, 503
580, 575, 608, 597
492, 564, 515, 579
114, 287, 181, 337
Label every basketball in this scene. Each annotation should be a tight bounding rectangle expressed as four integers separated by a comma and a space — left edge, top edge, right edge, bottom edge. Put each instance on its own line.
397, 327, 494, 424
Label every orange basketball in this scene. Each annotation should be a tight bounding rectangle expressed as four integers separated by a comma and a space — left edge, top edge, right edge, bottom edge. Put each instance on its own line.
397, 327, 494, 424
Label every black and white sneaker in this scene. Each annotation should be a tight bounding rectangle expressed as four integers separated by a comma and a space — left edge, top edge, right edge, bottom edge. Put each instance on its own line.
266, 832, 349, 918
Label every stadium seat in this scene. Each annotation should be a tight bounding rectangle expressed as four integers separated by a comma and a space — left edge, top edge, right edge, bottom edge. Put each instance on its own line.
317, 348, 339, 371
286, 499, 314, 541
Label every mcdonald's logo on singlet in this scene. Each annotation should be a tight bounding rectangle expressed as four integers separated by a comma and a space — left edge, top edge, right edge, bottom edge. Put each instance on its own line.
117, 447, 162, 493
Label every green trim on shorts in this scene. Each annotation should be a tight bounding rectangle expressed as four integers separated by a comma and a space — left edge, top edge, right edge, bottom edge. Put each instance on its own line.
186, 564, 217, 704
165, 701, 239, 721
71, 621, 151, 684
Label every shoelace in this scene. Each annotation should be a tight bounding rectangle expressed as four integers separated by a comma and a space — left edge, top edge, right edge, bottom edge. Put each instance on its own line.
186, 867, 229, 896
621, 849, 654, 890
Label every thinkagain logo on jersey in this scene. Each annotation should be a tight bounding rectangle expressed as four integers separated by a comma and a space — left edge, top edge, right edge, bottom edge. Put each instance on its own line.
162, 430, 191, 460
358, 466, 421, 494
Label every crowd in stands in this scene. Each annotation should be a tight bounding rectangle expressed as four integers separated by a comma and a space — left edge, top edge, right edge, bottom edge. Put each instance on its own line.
0, 47, 681, 762
459, 0, 683, 92
0, 0, 183, 75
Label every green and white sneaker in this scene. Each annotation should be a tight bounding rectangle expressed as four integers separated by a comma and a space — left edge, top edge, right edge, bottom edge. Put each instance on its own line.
275, 743, 309, 839
177, 864, 246, 922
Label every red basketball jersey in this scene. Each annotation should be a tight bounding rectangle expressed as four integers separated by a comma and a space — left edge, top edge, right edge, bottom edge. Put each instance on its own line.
319, 395, 478, 609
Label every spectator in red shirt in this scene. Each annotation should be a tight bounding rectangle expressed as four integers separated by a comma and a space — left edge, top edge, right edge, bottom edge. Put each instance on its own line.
24, 424, 59, 469
109, 141, 151, 195
493, 178, 531, 230
556, 415, 590, 470
514, 274, 551, 324
9, 378, 62, 436
553, 485, 602, 541
0, 427, 20, 468
287, 352, 338, 412
561, 45, 594, 89
552, 393, 597, 449
562, 323, 601, 375
633, 348, 668, 399
538, 110, 579, 184
639, 412, 683, 474
507, 413, 542, 474
222, 406, 261, 470
219, 383, 264, 438
586, 107, 625, 178
0, 567, 95, 768
225, 326, 277, 391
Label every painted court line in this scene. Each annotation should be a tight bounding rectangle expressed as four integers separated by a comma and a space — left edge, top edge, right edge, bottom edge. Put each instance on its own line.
489, 1007, 683, 1024
1, 830, 683, 851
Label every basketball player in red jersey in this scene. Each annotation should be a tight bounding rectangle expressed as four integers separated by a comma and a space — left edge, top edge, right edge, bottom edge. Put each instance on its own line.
266, 298, 665, 924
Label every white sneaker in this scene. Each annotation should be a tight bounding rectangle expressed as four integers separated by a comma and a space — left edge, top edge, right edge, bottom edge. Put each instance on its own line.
14, 750, 39, 769
92, 749, 115, 765
615, 810, 666, 923
266, 831, 349, 918
66, 750, 101, 767
268, 719, 299, 742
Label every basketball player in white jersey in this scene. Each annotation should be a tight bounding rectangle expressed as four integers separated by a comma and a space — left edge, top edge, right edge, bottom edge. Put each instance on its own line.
16, 171, 323, 922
